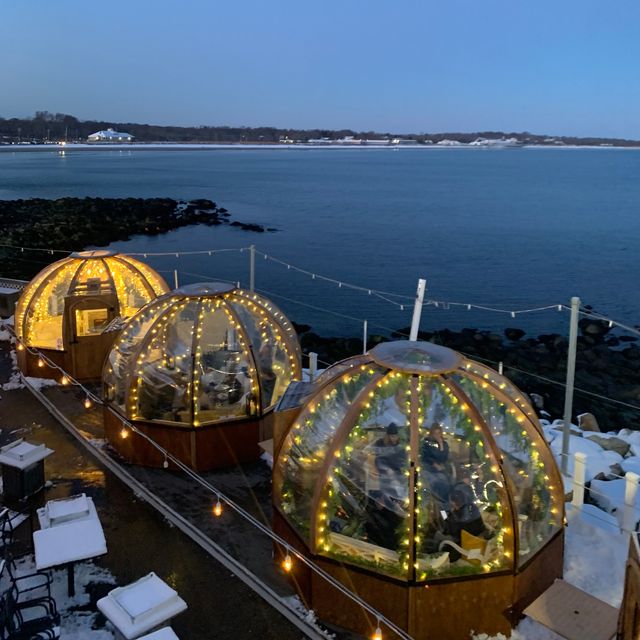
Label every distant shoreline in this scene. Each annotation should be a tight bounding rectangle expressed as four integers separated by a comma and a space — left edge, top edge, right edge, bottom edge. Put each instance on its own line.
3, 142, 640, 153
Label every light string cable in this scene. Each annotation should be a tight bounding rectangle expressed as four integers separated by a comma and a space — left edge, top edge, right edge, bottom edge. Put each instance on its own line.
3, 327, 412, 640
0, 243, 73, 255
4, 241, 640, 327
425, 301, 564, 316
124, 247, 251, 258
0, 243, 251, 258
254, 248, 571, 315
254, 249, 415, 308
0, 240, 566, 315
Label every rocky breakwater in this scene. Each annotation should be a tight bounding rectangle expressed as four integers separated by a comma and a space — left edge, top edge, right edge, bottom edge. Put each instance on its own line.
0, 197, 271, 280
295, 314, 640, 431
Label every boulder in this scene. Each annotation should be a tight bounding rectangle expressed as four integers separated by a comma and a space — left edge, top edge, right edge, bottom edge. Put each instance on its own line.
585, 434, 630, 457
609, 462, 625, 478
529, 393, 545, 411
504, 328, 525, 341
578, 413, 600, 432
578, 318, 612, 339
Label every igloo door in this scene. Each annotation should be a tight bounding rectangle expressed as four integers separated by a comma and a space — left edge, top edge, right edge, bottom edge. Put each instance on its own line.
65, 294, 118, 380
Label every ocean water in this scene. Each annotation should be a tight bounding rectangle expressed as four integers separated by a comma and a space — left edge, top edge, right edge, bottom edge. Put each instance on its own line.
1, 146, 639, 338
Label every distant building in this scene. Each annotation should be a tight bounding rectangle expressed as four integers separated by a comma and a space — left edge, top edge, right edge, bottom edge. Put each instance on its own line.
391, 138, 418, 146
87, 128, 134, 142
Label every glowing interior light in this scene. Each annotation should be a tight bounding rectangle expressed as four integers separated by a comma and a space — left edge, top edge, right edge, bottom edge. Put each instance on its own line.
120, 427, 129, 439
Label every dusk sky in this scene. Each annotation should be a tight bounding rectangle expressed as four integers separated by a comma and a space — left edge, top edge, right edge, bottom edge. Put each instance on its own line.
2, 0, 640, 137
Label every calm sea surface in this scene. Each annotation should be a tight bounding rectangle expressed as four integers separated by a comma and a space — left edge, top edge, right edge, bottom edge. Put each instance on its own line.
1, 147, 639, 337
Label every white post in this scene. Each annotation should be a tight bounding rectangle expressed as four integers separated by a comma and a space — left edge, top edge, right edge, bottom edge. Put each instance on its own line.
173, 269, 179, 289
498, 361, 503, 375
363, 320, 368, 355
308, 352, 318, 383
623, 472, 639, 533
409, 279, 427, 341
561, 296, 580, 475
571, 452, 587, 509
249, 245, 255, 292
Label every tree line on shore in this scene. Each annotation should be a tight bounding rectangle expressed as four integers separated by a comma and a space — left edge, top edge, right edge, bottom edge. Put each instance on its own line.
2, 111, 640, 147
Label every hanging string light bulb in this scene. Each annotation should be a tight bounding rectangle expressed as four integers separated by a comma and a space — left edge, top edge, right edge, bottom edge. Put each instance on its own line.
372, 622, 383, 640
84, 395, 92, 409
37, 357, 45, 368
282, 551, 293, 573
120, 427, 129, 439
16, 343, 24, 352
61, 375, 69, 386
163, 455, 169, 469
213, 498, 223, 517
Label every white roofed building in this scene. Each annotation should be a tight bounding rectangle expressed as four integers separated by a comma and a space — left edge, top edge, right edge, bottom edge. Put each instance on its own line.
88, 128, 134, 142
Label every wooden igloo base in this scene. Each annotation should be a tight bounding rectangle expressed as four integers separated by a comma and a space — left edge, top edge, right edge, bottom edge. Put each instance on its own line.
104, 409, 261, 472
272, 509, 564, 640
18, 334, 116, 382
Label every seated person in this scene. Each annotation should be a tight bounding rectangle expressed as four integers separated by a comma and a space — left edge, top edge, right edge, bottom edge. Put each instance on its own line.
452, 466, 477, 504
371, 423, 404, 477
420, 423, 450, 471
441, 488, 488, 560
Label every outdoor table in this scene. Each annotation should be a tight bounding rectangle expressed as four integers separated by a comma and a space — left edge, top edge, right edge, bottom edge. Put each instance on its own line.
33, 495, 107, 597
97, 572, 187, 639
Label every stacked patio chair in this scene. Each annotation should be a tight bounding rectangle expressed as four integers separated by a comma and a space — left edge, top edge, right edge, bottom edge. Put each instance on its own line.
0, 558, 53, 605
0, 509, 32, 561
0, 582, 59, 639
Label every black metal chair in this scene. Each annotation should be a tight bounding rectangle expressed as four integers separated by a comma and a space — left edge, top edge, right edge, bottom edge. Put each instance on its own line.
0, 588, 59, 640
0, 509, 31, 560
0, 559, 52, 605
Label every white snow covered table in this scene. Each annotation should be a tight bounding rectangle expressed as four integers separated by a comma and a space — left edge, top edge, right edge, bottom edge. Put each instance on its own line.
98, 572, 187, 639
33, 496, 107, 597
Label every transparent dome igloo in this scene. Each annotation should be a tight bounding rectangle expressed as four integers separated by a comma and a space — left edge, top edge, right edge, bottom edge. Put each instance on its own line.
274, 340, 564, 583
15, 250, 169, 351
104, 283, 302, 427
